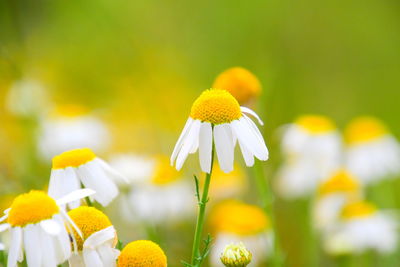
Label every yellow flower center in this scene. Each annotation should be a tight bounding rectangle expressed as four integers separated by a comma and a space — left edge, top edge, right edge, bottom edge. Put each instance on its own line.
209, 200, 269, 236
117, 240, 167, 267
68, 206, 113, 251
345, 117, 387, 145
341, 201, 377, 220
151, 155, 181, 185
318, 170, 359, 196
295, 115, 335, 134
212, 67, 261, 105
8, 191, 59, 227
54, 104, 89, 117
52, 148, 96, 169
190, 89, 242, 124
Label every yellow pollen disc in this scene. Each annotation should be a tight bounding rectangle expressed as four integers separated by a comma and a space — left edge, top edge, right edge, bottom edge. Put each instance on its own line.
318, 170, 359, 196
68, 206, 113, 251
8, 191, 59, 227
341, 201, 377, 220
52, 148, 96, 169
212, 67, 262, 105
209, 200, 269, 236
54, 104, 89, 117
295, 115, 336, 134
190, 89, 242, 124
345, 117, 388, 145
151, 155, 181, 185
117, 240, 167, 267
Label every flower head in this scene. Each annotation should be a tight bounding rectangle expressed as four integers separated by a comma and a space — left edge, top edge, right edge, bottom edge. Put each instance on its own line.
212, 67, 261, 105
171, 88, 268, 173
117, 240, 167, 267
220, 242, 252, 267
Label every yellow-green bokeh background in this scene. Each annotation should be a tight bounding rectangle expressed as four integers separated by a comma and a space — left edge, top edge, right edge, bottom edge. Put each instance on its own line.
1, 0, 400, 266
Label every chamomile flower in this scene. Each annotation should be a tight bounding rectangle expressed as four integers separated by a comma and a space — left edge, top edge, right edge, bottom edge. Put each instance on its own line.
220, 242, 252, 267
0, 189, 94, 267
171, 89, 268, 174
212, 67, 262, 105
67, 207, 120, 267
313, 170, 361, 231
112, 155, 195, 223
344, 117, 400, 184
209, 200, 273, 266
49, 148, 126, 208
276, 115, 342, 199
324, 201, 398, 255
37, 105, 110, 160
117, 240, 167, 267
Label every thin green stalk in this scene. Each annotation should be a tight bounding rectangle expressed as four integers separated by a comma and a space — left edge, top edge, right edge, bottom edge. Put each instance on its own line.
191, 148, 215, 266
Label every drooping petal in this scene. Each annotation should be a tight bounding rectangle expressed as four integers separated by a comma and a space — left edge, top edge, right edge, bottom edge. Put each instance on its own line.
23, 224, 42, 267
171, 118, 193, 165
97, 245, 119, 267
176, 120, 201, 170
240, 106, 264, 125
8, 226, 23, 267
238, 139, 255, 167
83, 249, 104, 267
40, 219, 61, 236
199, 122, 213, 173
39, 228, 57, 267
214, 124, 234, 173
56, 188, 96, 206
0, 223, 10, 232
83, 226, 116, 250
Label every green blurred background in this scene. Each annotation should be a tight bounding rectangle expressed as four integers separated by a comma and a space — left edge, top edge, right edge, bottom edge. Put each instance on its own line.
1, 0, 400, 266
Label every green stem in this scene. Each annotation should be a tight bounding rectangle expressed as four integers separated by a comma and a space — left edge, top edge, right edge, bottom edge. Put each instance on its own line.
191, 149, 215, 266
85, 196, 94, 207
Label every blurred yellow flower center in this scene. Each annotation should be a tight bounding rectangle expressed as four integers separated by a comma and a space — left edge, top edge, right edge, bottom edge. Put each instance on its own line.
190, 89, 242, 124
54, 104, 89, 117
8, 191, 59, 227
210, 200, 269, 236
208, 164, 247, 198
296, 115, 335, 134
117, 240, 167, 267
341, 201, 377, 220
212, 67, 261, 105
345, 117, 387, 145
52, 148, 96, 169
318, 170, 359, 196
68, 206, 112, 251
152, 156, 181, 185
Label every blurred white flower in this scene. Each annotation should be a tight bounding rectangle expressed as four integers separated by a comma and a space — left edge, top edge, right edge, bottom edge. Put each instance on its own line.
345, 117, 400, 184
37, 105, 110, 161
324, 201, 398, 255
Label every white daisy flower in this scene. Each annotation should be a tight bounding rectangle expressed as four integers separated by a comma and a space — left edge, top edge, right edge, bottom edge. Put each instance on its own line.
324, 201, 398, 255
170, 89, 268, 174
111, 154, 195, 223
0, 189, 94, 267
209, 200, 273, 267
49, 148, 126, 208
313, 170, 361, 232
345, 117, 400, 184
67, 207, 120, 267
37, 105, 110, 161
276, 115, 342, 199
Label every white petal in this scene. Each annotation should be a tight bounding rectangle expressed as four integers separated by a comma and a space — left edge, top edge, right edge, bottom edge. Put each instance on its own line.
238, 139, 255, 166
8, 227, 23, 267
40, 219, 61, 236
84, 226, 116, 249
96, 158, 129, 184
214, 124, 234, 173
0, 223, 10, 232
176, 120, 201, 170
0, 243, 4, 251
39, 229, 57, 267
0, 213, 8, 223
83, 249, 104, 267
97, 245, 119, 267
171, 118, 193, 165
49, 168, 82, 209
60, 209, 83, 239
68, 253, 85, 267
240, 106, 264, 125
56, 188, 96, 206
199, 122, 213, 173
23, 224, 42, 267
52, 214, 71, 262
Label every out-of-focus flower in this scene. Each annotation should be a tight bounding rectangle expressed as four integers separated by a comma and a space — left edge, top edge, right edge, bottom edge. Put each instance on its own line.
49, 148, 126, 207
344, 117, 400, 184
209, 200, 273, 266
212, 67, 262, 106
68, 206, 120, 267
0, 189, 94, 267
5, 79, 51, 117
324, 201, 398, 255
207, 164, 248, 201
220, 242, 252, 267
313, 170, 361, 231
276, 115, 342, 199
111, 154, 195, 223
37, 105, 110, 160
171, 89, 268, 173
117, 240, 167, 267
